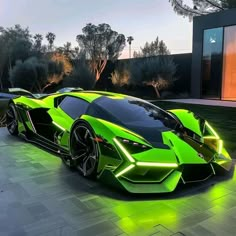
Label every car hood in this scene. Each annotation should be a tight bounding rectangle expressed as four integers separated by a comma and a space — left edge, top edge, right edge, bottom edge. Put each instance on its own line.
123, 121, 170, 148
132, 130, 212, 165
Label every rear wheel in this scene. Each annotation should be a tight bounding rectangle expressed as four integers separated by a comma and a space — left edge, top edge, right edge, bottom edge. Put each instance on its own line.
70, 122, 99, 178
6, 103, 18, 136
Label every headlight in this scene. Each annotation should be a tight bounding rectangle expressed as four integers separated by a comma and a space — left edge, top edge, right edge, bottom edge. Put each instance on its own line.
115, 137, 151, 154
203, 122, 223, 154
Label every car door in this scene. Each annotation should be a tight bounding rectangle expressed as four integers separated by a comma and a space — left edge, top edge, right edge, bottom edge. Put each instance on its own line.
49, 95, 90, 149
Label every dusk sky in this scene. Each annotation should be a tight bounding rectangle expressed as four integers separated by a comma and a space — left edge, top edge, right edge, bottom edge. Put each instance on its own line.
1, 0, 193, 58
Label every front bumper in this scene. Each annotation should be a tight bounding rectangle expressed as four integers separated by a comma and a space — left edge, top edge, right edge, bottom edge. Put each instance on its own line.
98, 160, 233, 193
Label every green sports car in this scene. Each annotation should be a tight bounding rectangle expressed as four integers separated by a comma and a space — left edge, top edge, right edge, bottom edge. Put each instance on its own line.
5, 89, 232, 193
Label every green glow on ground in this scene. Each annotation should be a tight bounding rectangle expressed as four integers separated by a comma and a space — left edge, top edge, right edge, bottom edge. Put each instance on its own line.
1, 126, 235, 235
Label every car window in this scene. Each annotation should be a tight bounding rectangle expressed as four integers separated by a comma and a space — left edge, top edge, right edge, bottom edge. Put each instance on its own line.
89, 97, 178, 129
59, 96, 89, 119
87, 102, 123, 125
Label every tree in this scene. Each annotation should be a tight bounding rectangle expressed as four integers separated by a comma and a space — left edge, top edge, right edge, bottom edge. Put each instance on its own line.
9, 57, 48, 92
9, 56, 67, 93
159, 40, 170, 55
33, 34, 43, 52
57, 42, 72, 56
50, 52, 72, 76
63, 56, 96, 89
0, 36, 8, 89
76, 23, 126, 82
56, 42, 81, 61
127, 36, 134, 58
46, 32, 56, 51
110, 69, 130, 87
11, 39, 32, 62
130, 57, 177, 98
46, 60, 63, 86
110, 62, 130, 87
169, 0, 236, 20
0, 25, 33, 88
62, 42, 73, 57
133, 37, 170, 58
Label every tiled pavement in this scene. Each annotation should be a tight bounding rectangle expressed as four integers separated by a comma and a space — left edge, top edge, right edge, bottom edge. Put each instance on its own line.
0, 128, 236, 236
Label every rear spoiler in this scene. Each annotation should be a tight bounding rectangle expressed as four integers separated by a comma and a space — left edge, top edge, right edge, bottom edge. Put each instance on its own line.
56, 87, 83, 93
0, 88, 34, 99
0, 88, 36, 127
0, 86, 84, 100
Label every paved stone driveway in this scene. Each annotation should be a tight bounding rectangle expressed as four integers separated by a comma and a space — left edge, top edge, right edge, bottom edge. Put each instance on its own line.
0, 128, 236, 236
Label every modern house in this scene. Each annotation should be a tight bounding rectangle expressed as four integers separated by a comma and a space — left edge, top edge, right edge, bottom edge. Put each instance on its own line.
191, 8, 236, 101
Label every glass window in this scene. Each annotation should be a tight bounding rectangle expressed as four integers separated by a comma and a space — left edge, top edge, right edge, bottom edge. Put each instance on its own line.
88, 97, 178, 130
222, 25, 236, 101
201, 27, 223, 98
59, 96, 89, 119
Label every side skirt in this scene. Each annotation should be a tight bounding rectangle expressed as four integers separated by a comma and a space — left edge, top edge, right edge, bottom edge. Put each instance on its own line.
20, 130, 70, 157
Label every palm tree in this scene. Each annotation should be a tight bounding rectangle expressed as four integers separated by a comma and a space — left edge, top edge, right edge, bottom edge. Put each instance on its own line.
63, 42, 72, 57
33, 34, 43, 51
127, 36, 134, 58
46, 32, 56, 52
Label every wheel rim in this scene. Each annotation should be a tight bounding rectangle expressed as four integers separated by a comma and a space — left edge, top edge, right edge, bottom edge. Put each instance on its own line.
6, 106, 17, 134
71, 125, 98, 176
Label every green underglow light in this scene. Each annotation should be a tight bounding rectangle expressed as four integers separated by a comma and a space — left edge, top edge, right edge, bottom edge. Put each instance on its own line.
136, 162, 178, 168
52, 121, 66, 131
113, 138, 135, 163
205, 122, 220, 138
115, 164, 135, 177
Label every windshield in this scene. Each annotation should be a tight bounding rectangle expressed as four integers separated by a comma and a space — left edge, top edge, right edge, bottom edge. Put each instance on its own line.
87, 97, 178, 130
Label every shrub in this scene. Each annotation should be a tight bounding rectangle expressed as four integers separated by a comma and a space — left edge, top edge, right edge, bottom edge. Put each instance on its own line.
130, 56, 177, 98
63, 58, 95, 90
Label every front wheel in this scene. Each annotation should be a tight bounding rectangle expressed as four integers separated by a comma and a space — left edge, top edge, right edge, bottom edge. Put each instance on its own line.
70, 121, 99, 178
6, 103, 19, 136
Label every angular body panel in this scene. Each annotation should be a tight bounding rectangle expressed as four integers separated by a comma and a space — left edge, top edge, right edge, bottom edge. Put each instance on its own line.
5, 89, 233, 193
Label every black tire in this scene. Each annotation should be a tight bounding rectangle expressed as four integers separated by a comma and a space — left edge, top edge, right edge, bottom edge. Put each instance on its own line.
61, 154, 75, 169
69, 121, 99, 178
6, 103, 19, 136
